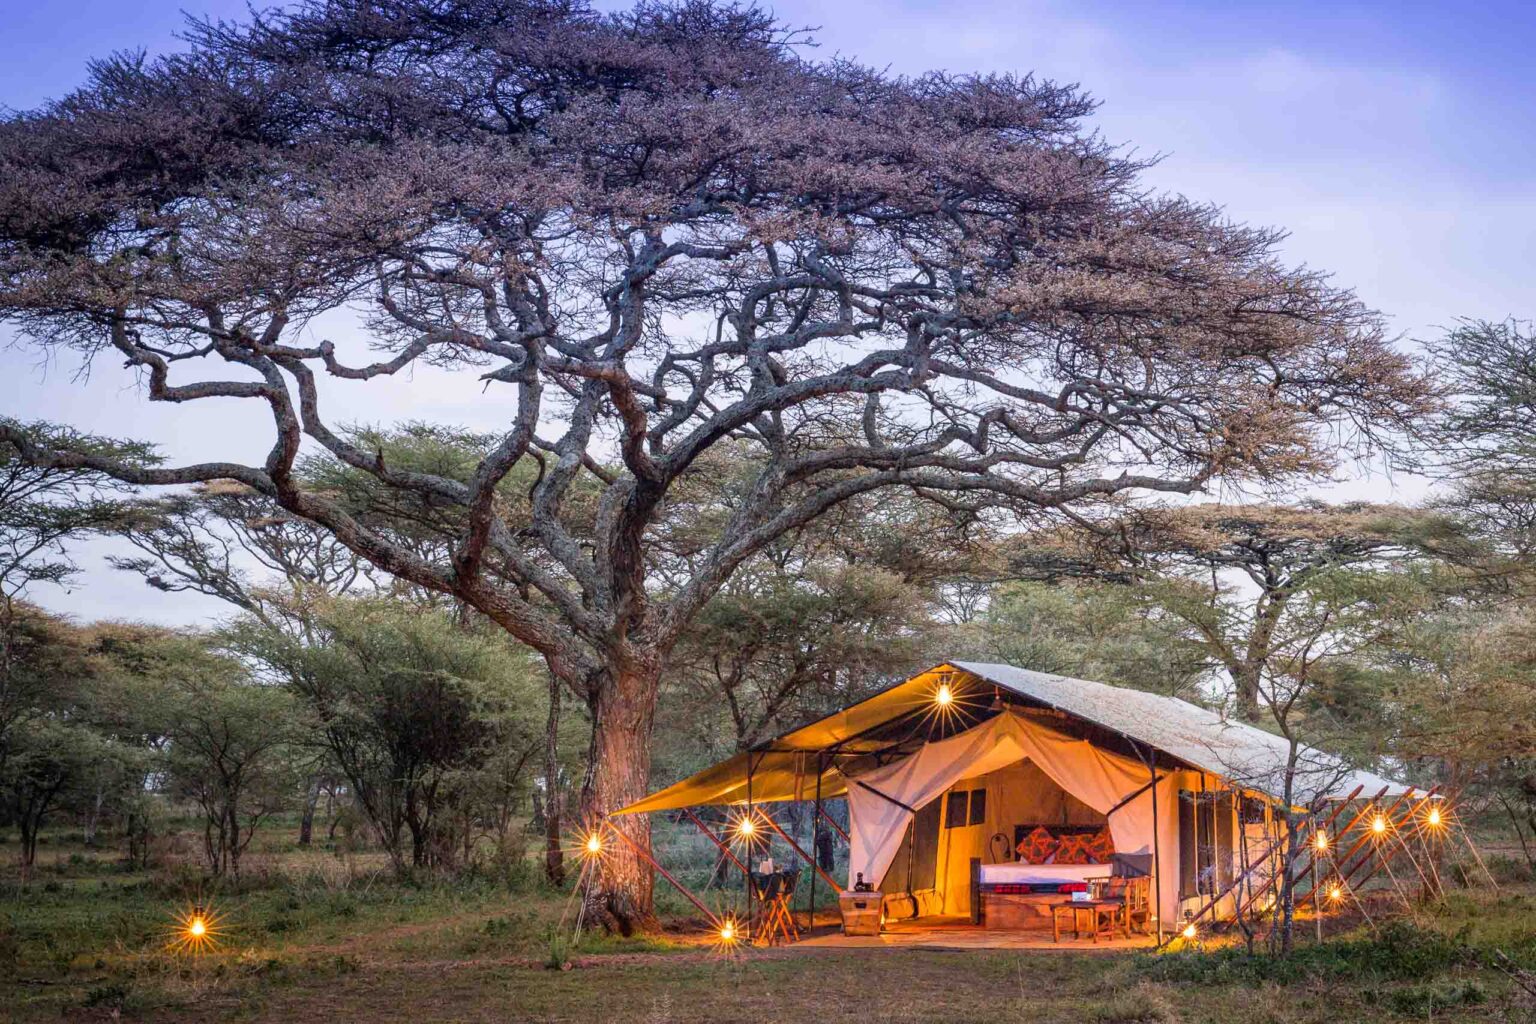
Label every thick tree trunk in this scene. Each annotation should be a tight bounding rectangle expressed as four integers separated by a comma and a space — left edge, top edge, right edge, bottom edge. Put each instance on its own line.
580, 662, 660, 934
543, 670, 566, 887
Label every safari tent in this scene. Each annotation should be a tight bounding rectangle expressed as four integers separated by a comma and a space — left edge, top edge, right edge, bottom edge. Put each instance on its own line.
617, 662, 1423, 939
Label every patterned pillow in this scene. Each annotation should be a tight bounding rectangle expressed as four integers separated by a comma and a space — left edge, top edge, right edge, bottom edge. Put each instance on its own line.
1054, 833, 1093, 865
1085, 829, 1115, 864
1015, 825, 1059, 864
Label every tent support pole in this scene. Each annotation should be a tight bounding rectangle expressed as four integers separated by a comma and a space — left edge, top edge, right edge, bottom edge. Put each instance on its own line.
903, 813, 917, 908
818, 803, 849, 843
746, 751, 758, 944
682, 808, 750, 879
808, 754, 824, 932
1301, 786, 1431, 910
1231, 784, 1369, 923
1309, 788, 1437, 909
1137, 745, 1165, 947
602, 819, 719, 926
760, 808, 841, 894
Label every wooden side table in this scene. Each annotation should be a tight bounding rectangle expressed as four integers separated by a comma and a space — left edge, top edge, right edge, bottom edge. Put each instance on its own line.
1052, 900, 1122, 943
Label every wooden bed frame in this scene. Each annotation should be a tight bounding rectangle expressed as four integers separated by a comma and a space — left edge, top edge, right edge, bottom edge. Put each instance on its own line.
968, 825, 1120, 930
968, 857, 1107, 929
969, 857, 1151, 932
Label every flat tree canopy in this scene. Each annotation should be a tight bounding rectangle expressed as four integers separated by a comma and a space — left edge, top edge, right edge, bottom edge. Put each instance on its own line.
0, 0, 1429, 928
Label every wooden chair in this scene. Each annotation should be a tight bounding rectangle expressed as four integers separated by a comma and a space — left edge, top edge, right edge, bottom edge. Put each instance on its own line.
1121, 876, 1151, 935
752, 869, 801, 945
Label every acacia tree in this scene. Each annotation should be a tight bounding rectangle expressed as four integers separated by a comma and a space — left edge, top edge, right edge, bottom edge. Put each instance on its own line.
1078, 503, 1434, 721
974, 580, 1213, 700
0, 1, 1428, 928
1058, 502, 1448, 950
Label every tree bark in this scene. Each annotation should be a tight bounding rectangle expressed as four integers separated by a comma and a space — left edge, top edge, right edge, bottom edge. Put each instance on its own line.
543, 670, 566, 887
579, 662, 660, 934
1234, 664, 1262, 724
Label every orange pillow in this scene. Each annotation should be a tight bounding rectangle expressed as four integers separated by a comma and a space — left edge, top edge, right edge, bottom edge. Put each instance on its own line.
1085, 829, 1115, 864
1015, 826, 1058, 864
1054, 833, 1092, 865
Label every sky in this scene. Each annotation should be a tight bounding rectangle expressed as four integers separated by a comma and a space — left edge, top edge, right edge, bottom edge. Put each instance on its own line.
1, 0, 1533, 624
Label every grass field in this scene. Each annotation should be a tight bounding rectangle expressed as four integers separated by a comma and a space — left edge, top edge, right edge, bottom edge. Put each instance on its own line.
2, 823, 1534, 1023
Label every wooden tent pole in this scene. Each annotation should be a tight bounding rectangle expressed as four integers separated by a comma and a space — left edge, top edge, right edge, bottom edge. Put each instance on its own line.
1324, 787, 1423, 885
746, 752, 757, 944
1133, 744, 1165, 946
602, 820, 719, 925
808, 755, 824, 932
682, 808, 750, 879
1302, 786, 1437, 909
1229, 784, 1366, 926
818, 803, 850, 843
760, 808, 842, 893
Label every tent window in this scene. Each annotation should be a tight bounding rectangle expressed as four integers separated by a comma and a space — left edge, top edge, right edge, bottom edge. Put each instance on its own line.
1178, 790, 1237, 899
945, 788, 986, 829
945, 790, 969, 829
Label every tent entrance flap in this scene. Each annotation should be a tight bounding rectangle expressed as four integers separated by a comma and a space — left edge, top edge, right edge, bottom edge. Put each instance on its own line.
844, 708, 1182, 927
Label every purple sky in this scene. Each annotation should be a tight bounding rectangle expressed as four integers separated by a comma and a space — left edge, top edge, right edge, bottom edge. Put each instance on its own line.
2, 1, 1533, 623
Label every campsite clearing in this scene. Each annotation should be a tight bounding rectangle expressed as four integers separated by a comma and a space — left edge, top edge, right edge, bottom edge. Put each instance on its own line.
3, 828, 1533, 1022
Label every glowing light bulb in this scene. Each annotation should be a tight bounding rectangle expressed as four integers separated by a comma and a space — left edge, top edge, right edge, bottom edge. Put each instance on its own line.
1314, 831, 1328, 851
737, 817, 756, 837
1181, 922, 1197, 940
585, 833, 603, 855
1328, 885, 1343, 902
1371, 815, 1387, 835
720, 921, 735, 941
935, 683, 954, 707
188, 917, 207, 938
1427, 807, 1442, 828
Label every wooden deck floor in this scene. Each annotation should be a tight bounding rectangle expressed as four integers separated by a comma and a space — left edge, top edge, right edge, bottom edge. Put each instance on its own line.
793, 916, 1157, 951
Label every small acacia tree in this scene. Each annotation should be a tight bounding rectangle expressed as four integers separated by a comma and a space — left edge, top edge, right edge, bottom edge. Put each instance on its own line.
0, 1, 1429, 927
235, 597, 542, 873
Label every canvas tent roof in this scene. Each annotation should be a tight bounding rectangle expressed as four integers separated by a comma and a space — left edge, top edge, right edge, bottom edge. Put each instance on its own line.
615, 661, 1414, 815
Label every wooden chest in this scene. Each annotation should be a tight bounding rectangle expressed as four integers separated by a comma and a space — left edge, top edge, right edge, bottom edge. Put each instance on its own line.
838, 891, 883, 936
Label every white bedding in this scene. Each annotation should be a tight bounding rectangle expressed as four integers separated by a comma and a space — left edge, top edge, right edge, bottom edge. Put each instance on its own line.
977, 862, 1111, 886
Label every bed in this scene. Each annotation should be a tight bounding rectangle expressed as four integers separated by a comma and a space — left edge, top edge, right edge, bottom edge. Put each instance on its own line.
969, 824, 1119, 929
976, 862, 1110, 887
